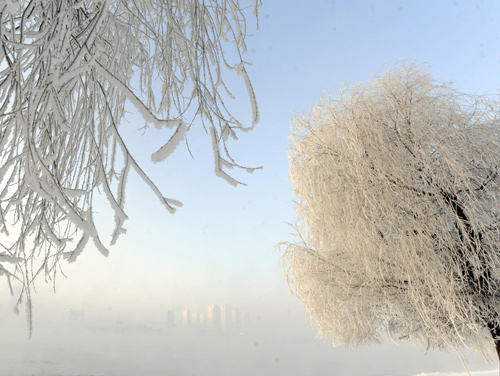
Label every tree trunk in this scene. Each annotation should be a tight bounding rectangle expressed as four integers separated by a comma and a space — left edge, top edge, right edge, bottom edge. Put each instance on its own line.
495, 339, 500, 367
447, 194, 500, 371
488, 323, 500, 372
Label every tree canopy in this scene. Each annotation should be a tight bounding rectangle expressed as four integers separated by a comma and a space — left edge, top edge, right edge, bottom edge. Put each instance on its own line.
0, 0, 260, 333
281, 63, 500, 360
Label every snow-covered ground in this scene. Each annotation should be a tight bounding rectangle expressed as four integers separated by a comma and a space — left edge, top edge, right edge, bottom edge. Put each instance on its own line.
1, 312, 498, 376
416, 372, 497, 376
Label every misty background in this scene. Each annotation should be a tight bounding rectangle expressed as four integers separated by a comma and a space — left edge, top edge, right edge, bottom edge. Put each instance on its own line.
3, 1, 500, 375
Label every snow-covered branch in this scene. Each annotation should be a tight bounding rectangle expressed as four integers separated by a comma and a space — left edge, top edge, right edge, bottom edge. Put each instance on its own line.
0, 0, 261, 333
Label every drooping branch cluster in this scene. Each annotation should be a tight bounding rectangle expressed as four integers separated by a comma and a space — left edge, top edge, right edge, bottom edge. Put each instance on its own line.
282, 63, 500, 356
0, 0, 260, 332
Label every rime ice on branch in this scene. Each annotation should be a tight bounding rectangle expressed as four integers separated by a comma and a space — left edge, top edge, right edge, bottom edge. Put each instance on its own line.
281, 63, 500, 363
0, 0, 260, 334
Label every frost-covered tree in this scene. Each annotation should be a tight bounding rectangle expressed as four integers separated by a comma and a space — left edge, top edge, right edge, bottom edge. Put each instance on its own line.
0, 0, 260, 333
281, 63, 500, 364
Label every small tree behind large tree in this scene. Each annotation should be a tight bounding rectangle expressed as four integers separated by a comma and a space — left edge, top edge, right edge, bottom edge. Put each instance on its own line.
281, 63, 500, 364
0, 0, 260, 333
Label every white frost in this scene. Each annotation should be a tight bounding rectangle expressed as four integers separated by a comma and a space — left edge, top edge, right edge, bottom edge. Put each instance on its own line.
236, 62, 260, 126
151, 120, 188, 163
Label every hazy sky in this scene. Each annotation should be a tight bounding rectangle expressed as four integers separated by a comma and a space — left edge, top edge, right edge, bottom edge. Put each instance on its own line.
4, 0, 500, 373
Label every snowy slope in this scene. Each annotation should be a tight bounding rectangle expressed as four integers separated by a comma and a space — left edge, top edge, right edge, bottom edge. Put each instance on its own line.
415, 372, 497, 376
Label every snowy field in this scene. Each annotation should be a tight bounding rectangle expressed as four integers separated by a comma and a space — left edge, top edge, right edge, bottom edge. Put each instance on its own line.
416, 373, 497, 376
1, 313, 498, 376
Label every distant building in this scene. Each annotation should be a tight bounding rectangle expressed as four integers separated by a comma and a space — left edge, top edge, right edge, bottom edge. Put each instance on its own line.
221, 304, 232, 330
63, 309, 85, 322
231, 308, 242, 331
182, 309, 191, 326
167, 310, 175, 327
207, 304, 221, 328
199, 313, 205, 325
231, 308, 240, 323
191, 311, 198, 325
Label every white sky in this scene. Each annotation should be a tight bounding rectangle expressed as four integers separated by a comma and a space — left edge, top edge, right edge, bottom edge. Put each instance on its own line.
4, 0, 500, 374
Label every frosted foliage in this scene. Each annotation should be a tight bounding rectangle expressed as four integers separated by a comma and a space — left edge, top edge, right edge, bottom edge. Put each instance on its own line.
0, 0, 260, 332
282, 64, 500, 356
